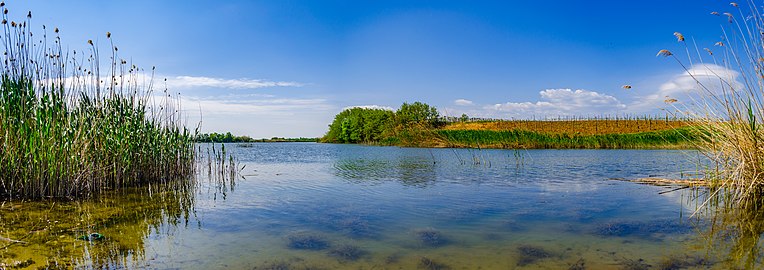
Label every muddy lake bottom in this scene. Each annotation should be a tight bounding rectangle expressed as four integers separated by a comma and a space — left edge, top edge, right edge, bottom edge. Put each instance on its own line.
0, 143, 756, 269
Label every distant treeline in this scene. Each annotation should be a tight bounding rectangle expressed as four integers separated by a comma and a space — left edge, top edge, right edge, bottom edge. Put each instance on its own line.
254, 137, 318, 142
195, 132, 317, 143
196, 132, 255, 143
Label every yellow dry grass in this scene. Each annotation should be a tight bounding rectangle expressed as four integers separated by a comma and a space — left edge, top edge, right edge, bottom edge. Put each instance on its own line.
442, 119, 692, 135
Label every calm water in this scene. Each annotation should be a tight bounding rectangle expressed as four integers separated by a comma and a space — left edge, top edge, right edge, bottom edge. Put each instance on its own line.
0, 143, 757, 269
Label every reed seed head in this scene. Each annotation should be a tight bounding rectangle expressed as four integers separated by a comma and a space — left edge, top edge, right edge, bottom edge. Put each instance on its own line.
715, 41, 725, 46
673, 32, 685, 42
622, 85, 632, 89
106, 31, 111, 38
711, 11, 720, 16
87, 39, 93, 45
704, 48, 713, 55
730, 2, 739, 7
656, 49, 673, 57
27, 11, 31, 18
664, 98, 678, 104
0, 2, 5, 7
54, 27, 58, 33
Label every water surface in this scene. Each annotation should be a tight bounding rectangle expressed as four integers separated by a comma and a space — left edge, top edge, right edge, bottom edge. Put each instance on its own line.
0, 143, 752, 269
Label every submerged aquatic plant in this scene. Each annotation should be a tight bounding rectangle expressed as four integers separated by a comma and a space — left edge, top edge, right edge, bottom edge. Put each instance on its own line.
414, 227, 449, 247
286, 231, 330, 250
515, 244, 555, 266
327, 244, 367, 262
0, 5, 196, 199
419, 256, 451, 270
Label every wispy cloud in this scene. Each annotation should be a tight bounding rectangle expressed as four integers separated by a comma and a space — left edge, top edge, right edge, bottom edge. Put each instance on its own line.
180, 96, 332, 116
453, 99, 473, 106
485, 89, 626, 118
164, 76, 303, 89
342, 105, 395, 111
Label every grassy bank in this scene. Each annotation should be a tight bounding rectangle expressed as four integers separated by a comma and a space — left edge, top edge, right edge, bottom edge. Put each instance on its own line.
0, 8, 195, 199
435, 128, 695, 149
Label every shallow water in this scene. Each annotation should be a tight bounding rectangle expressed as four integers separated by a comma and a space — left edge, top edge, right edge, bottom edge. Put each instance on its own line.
0, 143, 759, 269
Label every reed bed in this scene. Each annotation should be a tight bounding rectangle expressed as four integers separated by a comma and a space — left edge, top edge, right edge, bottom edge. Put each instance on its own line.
0, 7, 195, 199
658, 1, 764, 205
437, 128, 695, 149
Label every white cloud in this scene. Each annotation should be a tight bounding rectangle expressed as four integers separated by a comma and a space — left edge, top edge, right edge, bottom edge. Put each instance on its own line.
164, 76, 303, 89
342, 105, 395, 111
486, 89, 626, 118
629, 64, 743, 112
454, 99, 474, 106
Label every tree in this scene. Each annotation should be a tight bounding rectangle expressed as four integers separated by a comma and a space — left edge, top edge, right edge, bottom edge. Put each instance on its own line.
396, 101, 439, 127
322, 107, 394, 143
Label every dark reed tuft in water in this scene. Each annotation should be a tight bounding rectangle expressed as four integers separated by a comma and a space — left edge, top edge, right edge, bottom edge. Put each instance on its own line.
0, 6, 196, 199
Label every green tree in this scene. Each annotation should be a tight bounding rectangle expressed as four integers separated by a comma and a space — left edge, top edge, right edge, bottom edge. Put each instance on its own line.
396, 101, 439, 127
322, 107, 394, 143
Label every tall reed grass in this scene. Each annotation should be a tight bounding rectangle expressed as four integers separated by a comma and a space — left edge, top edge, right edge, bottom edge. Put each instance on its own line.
659, 1, 764, 206
0, 7, 196, 199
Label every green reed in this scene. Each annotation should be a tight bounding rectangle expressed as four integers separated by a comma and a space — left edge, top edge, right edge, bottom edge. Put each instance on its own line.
0, 7, 195, 199
435, 128, 696, 149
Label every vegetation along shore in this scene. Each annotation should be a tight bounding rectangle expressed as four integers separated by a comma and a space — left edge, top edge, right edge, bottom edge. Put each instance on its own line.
320, 102, 697, 149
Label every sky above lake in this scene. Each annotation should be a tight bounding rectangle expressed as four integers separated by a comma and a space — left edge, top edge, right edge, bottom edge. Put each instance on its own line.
10, 0, 740, 138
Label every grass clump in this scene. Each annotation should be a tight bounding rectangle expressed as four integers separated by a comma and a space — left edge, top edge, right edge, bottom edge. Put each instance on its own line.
0, 6, 195, 199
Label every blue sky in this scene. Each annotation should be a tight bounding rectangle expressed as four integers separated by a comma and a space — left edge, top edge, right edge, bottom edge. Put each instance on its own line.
10, 0, 737, 137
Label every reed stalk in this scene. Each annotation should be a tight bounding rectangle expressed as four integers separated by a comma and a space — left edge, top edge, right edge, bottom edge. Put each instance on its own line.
657, 1, 764, 207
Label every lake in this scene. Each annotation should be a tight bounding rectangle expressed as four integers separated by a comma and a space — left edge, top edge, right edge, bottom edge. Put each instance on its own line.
0, 143, 755, 269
